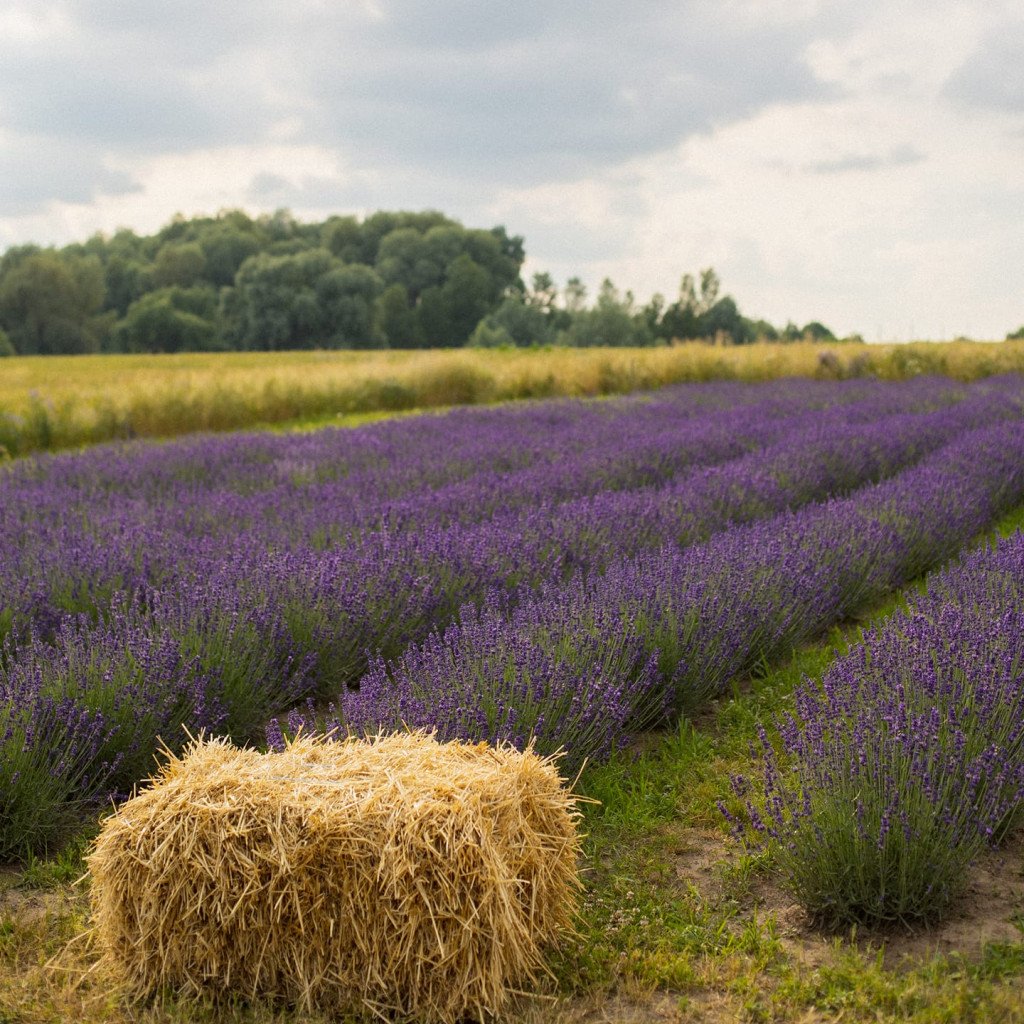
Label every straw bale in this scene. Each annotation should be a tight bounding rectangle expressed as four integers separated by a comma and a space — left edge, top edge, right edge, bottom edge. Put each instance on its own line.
87, 731, 583, 1022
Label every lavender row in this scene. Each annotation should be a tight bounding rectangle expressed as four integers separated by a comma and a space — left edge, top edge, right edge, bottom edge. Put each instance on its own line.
739, 529, 1024, 927
6, 386, 994, 756
327, 419, 1024, 773
464, 379, 1024, 578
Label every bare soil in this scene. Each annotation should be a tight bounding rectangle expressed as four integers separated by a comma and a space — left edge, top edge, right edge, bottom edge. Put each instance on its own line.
670, 825, 1024, 971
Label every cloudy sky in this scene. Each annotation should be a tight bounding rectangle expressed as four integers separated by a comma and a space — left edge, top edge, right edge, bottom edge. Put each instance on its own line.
1, 0, 1022, 339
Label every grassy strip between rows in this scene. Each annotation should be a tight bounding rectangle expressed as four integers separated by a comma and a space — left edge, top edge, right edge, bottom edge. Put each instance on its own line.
3, 507, 1024, 1023
3, 341, 1024, 457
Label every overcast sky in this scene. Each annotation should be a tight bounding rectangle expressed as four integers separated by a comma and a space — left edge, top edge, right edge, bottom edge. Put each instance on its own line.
1, 0, 1022, 339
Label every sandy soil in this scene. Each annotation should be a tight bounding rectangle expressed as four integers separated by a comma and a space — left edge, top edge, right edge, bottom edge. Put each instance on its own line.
671, 825, 1024, 970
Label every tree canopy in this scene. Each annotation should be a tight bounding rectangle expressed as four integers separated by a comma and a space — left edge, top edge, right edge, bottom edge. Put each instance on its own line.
0, 209, 859, 354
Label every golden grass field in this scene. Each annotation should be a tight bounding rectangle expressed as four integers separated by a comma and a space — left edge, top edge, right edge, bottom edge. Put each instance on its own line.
1, 340, 1022, 456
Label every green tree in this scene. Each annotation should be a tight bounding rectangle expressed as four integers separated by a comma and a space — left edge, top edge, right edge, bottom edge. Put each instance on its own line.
527, 272, 557, 314
471, 294, 553, 347
374, 283, 424, 348
229, 248, 338, 349
565, 278, 652, 347
376, 227, 448, 301
468, 319, 515, 348
151, 243, 206, 288
639, 292, 666, 338
563, 277, 587, 314
800, 321, 836, 342
700, 296, 752, 344
0, 250, 107, 354
198, 223, 260, 288
373, 221, 524, 347
360, 210, 457, 265
746, 318, 779, 341
415, 255, 494, 346
463, 226, 524, 298
315, 263, 386, 347
0, 326, 14, 356
102, 256, 149, 317
658, 267, 720, 341
1008, 325, 1024, 340
439, 254, 497, 344
113, 287, 221, 353
321, 216, 364, 263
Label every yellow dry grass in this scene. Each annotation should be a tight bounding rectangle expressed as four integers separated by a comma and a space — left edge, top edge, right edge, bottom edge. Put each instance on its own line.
1, 341, 1022, 456
87, 732, 583, 1023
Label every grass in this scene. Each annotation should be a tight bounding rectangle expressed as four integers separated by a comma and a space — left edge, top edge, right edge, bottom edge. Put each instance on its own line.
1, 340, 1023, 456
3, 510, 1024, 1021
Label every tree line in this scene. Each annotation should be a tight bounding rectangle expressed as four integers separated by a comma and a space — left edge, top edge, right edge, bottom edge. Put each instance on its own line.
0, 208, 855, 356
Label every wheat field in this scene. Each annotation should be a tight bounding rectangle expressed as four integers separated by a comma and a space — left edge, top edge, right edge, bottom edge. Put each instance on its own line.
1, 341, 1022, 456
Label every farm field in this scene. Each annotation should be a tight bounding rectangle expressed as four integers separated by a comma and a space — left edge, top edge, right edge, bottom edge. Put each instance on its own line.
3, 373, 1024, 1021
2, 340, 1024, 457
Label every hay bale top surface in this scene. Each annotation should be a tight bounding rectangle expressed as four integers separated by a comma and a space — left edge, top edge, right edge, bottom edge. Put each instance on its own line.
89, 731, 583, 1023
138, 730, 557, 805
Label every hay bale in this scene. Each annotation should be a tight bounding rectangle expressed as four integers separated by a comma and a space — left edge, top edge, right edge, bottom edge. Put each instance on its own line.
88, 731, 582, 1022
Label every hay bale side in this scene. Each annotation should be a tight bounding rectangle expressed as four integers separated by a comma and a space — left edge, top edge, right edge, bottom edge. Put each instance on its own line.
88, 732, 582, 1022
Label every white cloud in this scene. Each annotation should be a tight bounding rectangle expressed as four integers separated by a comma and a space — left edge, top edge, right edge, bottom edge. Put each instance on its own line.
502, 77, 1024, 339
0, 144, 355, 248
1, 0, 1022, 338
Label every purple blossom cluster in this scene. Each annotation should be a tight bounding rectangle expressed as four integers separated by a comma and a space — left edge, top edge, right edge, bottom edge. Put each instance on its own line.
738, 530, 1024, 926
3, 374, 1024, 854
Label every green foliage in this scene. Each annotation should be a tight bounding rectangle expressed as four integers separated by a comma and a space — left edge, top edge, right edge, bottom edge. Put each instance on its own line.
231, 248, 346, 349
197, 221, 261, 288
0, 327, 13, 357
657, 267, 737, 342
565, 278, 653, 347
1008, 325, 1024, 340
374, 283, 424, 348
802, 320, 837, 341
0, 249, 108, 354
467, 319, 515, 348
701, 296, 752, 344
315, 262, 385, 348
469, 293, 554, 348
781, 319, 840, 343
16, 832, 94, 889
151, 242, 206, 288
113, 287, 222, 353
747, 317, 779, 341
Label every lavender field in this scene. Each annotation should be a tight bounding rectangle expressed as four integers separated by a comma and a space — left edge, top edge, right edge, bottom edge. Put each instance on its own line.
6, 374, 1024, 1015
2, 373, 1023, 856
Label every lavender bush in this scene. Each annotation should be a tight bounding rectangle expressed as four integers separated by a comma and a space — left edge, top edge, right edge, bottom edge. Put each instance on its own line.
0, 694, 116, 860
342, 592, 663, 772
737, 530, 1024, 927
